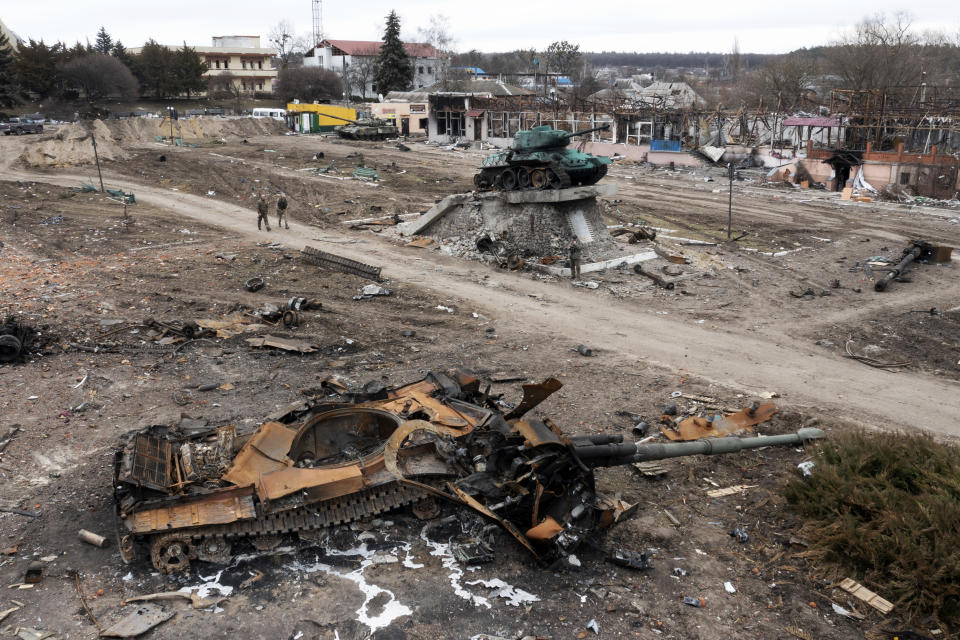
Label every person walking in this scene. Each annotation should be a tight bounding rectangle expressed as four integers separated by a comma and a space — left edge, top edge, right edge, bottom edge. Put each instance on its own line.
276, 193, 289, 230
568, 236, 582, 281
256, 194, 271, 231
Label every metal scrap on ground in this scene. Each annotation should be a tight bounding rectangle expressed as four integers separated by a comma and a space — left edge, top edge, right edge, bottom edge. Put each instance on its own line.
301, 245, 382, 281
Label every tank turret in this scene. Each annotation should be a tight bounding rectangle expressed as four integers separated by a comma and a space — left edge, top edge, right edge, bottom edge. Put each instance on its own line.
475, 124, 612, 190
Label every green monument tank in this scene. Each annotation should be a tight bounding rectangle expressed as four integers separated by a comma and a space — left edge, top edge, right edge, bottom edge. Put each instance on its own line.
474, 124, 612, 190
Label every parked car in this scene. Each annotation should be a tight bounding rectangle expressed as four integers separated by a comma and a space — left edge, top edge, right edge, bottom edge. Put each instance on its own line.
1, 117, 44, 135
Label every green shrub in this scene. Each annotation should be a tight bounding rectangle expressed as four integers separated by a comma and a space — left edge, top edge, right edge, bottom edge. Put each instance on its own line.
783, 429, 960, 628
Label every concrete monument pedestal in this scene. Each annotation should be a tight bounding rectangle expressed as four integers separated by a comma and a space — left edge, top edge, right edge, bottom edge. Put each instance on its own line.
400, 184, 621, 259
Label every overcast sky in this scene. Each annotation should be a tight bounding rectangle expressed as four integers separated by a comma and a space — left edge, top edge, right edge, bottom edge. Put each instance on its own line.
4, 1, 957, 54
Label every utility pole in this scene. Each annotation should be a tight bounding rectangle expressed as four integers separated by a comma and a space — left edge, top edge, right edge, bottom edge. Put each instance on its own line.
726, 162, 734, 240
90, 132, 104, 192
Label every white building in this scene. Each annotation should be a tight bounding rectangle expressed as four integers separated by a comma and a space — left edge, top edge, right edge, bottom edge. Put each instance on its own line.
304, 39, 443, 97
131, 36, 277, 94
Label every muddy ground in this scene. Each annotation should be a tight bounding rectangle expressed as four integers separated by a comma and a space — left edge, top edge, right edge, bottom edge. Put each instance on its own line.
1, 121, 959, 640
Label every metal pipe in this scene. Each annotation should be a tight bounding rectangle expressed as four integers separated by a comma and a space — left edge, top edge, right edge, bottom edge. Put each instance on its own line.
875, 243, 923, 291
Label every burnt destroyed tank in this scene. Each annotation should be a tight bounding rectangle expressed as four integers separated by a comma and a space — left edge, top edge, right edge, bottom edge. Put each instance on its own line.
325, 113, 399, 141
474, 124, 612, 191
113, 372, 824, 573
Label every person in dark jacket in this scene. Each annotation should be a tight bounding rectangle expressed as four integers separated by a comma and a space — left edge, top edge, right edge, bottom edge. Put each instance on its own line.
256, 194, 271, 231
276, 193, 289, 230
569, 236, 582, 280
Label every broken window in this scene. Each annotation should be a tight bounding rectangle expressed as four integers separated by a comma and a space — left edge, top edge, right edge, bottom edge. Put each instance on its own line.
900, 171, 911, 185
258, 83, 263, 91
223, 60, 229, 69
215, 60, 220, 69
436, 111, 465, 137
258, 60, 263, 69
418, 66, 424, 74
428, 66, 433, 74
242, 60, 247, 69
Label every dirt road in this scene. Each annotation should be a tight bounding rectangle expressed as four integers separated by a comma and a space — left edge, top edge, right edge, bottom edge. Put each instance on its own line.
5, 161, 959, 438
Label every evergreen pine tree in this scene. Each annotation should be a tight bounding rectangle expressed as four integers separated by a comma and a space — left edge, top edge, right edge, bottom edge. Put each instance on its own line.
15, 39, 60, 99
0, 33, 18, 109
372, 11, 413, 95
95, 27, 113, 55
174, 44, 208, 98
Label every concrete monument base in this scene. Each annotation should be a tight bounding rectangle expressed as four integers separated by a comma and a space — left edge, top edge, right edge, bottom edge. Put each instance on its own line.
399, 184, 620, 259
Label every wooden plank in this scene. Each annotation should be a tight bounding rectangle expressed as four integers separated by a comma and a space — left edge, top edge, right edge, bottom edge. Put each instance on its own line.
838, 578, 894, 614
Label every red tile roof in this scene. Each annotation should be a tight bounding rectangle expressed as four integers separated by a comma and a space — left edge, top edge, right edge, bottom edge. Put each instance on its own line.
321, 39, 440, 58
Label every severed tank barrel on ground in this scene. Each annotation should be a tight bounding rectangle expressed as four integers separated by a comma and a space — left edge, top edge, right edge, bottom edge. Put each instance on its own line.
571, 428, 825, 468
874, 241, 953, 292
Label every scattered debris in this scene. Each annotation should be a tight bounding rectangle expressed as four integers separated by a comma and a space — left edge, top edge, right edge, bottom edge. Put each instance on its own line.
98, 603, 174, 638
353, 284, 392, 300
874, 241, 953, 292
245, 335, 318, 353
683, 596, 706, 607
608, 549, 652, 570
797, 461, 815, 476
244, 277, 265, 293
661, 402, 778, 441
301, 245, 382, 281
843, 341, 910, 370
707, 484, 756, 498
79, 529, 108, 548
838, 578, 894, 614
123, 591, 219, 609
729, 528, 749, 543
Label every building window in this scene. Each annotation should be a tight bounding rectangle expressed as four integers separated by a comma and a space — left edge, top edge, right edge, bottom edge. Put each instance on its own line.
900, 172, 911, 185
258, 60, 263, 69
436, 111, 464, 137
242, 82, 247, 91
223, 60, 229, 69
418, 66, 424, 74
207, 60, 212, 68
258, 83, 263, 90
215, 60, 220, 69
428, 67, 433, 74
242, 60, 247, 69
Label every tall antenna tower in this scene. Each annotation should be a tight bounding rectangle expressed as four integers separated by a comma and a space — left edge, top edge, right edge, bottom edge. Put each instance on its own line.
312, 0, 323, 48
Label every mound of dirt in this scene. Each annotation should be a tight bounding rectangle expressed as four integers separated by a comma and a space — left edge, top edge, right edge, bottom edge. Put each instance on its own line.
20, 119, 128, 167
19, 117, 285, 167
103, 116, 285, 143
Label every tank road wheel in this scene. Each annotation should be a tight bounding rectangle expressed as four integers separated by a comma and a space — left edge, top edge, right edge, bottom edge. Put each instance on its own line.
150, 534, 193, 574
546, 168, 563, 189
500, 168, 518, 190
196, 537, 232, 564
251, 534, 283, 551
517, 167, 532, 189
530, 169, 547, 189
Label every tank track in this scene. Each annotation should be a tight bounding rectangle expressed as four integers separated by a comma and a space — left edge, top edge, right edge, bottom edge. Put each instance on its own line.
146, 482, 427, 571
475, 163, 572, 191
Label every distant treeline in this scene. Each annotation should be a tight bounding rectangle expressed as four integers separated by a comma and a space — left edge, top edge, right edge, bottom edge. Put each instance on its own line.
584, 51, 775, 70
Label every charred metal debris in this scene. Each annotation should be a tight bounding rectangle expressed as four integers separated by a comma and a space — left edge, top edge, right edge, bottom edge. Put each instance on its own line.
112, 372, 824, 573
0, 316, 41, 363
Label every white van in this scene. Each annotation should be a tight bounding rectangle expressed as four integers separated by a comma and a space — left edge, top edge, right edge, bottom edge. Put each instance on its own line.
252, 108, 286, 120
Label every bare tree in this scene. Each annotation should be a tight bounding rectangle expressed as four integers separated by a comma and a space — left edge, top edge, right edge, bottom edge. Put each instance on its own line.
276, 67, 342, 103
826, 12, 923, 91
756, 53, 819, 110
347, 48, 378, 98
59, 54, 138, 100
417, 13, 455, 87
269, 21, 307, 69
208, 71, 243, 114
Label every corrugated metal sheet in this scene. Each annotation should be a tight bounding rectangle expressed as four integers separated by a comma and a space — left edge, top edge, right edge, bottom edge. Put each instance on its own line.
782, 117, 840, 127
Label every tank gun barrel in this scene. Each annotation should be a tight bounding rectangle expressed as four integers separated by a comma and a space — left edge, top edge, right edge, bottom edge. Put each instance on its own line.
562, 124, 610, 140
324, 113, 360, 125
572, 428, 824, 468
